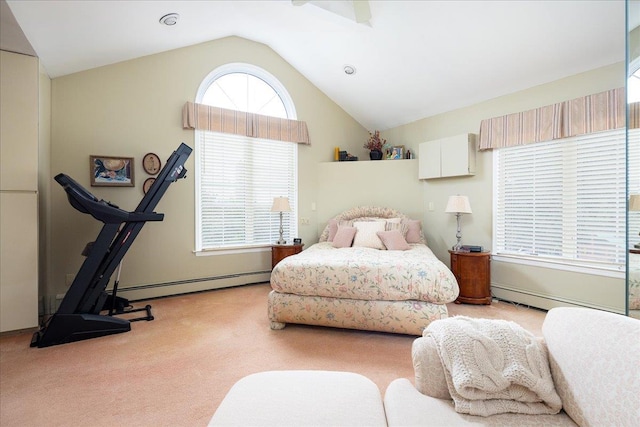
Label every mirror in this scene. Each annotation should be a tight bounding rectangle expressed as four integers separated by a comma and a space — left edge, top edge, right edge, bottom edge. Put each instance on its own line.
627, 0, 640, 319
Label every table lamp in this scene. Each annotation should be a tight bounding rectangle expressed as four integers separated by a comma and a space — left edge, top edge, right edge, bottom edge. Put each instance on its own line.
445, 195, 472, 251
271, 197, 291, 245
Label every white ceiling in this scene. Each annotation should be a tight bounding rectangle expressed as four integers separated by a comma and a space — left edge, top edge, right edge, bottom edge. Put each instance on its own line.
4, 0, 630, 130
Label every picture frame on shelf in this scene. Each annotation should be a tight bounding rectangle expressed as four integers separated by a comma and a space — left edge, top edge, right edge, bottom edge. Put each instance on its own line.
388, 145, 404, 160
90, 155, 134, 187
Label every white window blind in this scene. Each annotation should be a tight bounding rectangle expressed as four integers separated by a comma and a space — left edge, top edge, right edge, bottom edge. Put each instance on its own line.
629, 128, 640, 247
495, 129, 626, 271
196, 131, 297, 251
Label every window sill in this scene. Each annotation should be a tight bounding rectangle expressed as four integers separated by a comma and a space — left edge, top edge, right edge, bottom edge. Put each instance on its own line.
491, 254, 625, 279
194, 246, 271, 256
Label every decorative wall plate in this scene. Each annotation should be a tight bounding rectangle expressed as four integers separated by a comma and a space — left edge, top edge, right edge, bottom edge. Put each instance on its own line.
142, 153, 161, 175
143, 177, 155, 194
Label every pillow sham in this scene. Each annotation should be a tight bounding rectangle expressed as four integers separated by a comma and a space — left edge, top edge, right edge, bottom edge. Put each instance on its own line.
403, 219, 423, 243
352, 221, 386, 249
385, 221, 409, 237
327, 219, 339, 242
377, 230, 411, 251
327, 219, 358, 241
385, 217, 403, 224
332, 226, 357, 248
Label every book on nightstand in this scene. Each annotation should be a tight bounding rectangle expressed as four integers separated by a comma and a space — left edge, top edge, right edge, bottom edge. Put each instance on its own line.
460, 245, 483, 252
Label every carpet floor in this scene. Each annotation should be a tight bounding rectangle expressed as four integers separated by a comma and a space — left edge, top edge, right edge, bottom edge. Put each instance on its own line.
0, 283, 545, 427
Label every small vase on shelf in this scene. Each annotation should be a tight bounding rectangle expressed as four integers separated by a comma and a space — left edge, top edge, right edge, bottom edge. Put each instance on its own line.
369, 150, 383, 160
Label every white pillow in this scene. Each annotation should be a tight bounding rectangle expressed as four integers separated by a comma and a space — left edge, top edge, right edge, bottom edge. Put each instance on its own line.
352, 221, 386, 249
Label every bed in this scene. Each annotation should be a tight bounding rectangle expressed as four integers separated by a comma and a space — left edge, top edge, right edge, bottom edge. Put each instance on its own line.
268, 206, 459, 335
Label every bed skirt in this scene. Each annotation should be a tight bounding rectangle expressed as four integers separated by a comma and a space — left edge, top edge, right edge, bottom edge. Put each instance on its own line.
267, 290, 449, 336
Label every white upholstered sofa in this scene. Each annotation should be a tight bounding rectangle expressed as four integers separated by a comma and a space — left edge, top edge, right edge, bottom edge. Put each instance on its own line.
210, 307, 640, 426
385, 307, 640, 426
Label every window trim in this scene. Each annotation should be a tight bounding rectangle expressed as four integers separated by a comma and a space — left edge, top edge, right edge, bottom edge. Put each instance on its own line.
195, 63, 297, 119
194, 63, 298, 254
492, 129, 626, 278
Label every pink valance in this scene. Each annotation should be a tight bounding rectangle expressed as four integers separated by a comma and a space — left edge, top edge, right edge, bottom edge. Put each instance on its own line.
631, 102, 640, 130
562, 87, 625, 137
478, 104, 562, 150
182, 102, 310, 145
479, 88, 627, 150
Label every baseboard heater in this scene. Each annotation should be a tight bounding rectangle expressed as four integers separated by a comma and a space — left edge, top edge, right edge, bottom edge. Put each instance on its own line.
491, 284, 624, 315
113, 271, 271, 295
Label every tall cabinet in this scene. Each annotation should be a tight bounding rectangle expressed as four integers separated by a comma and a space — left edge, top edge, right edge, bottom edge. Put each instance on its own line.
0, 50, 39, 332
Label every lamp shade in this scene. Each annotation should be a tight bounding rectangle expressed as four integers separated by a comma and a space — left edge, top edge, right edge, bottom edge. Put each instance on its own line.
630, 194, 640, 212
271, 197, 291, 212
445, 195, 472, 214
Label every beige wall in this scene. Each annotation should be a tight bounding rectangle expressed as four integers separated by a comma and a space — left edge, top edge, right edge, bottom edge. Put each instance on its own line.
46, 35, 627, 313
377, 62, 626, 313
49, 36, 367, 302
316, 159, 423, 234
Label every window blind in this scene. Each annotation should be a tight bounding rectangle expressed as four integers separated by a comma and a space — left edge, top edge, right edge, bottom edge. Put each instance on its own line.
196, 131, 297, 250
495, 129, 626, 270
629, 128, 640, 247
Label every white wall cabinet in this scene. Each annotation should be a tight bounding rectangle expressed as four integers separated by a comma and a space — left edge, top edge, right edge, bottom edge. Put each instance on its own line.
1, 193, 39, 331
0, 51, 39, 332
418, 133, 477, 179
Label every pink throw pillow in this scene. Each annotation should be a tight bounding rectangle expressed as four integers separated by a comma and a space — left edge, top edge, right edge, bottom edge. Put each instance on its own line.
332, 226, 357, 248
377, 230, 411, 251
404, 220, 422, 243
327, 219, 339, 241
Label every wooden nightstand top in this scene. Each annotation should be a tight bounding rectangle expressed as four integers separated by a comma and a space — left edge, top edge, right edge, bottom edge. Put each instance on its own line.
448, 250, 490, 256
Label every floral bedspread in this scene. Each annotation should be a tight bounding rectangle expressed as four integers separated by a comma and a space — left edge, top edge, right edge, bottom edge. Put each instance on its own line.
270, 242, 459, 304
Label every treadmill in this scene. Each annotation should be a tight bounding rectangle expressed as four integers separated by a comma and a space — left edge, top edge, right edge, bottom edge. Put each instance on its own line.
31, 143, 192, 348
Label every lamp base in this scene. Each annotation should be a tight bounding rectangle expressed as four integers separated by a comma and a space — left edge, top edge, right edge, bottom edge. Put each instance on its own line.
276, 212, 286, 245
452, 213, 462, 252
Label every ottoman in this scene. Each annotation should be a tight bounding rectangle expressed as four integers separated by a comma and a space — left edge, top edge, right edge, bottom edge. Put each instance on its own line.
208, 370, 387, 426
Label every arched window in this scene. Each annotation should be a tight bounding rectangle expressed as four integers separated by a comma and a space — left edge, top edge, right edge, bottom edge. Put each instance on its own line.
194, 63, 298, 252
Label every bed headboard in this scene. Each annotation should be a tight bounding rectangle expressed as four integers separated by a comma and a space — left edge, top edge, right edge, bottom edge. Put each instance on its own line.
318, 206, 425, 243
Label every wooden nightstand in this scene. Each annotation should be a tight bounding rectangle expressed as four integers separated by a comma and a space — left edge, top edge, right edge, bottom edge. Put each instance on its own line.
271, 244, 304, 269
448, 250, 491, 305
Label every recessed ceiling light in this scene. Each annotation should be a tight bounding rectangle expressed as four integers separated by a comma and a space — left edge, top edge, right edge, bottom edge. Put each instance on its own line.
343, 65, 356, 75
159, 13, 180, 26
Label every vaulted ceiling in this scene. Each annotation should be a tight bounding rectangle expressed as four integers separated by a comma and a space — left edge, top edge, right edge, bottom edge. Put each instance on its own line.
2, 0, 629, 130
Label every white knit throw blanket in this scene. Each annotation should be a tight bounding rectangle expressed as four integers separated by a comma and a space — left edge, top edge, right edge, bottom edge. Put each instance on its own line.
425, 316, 562, 417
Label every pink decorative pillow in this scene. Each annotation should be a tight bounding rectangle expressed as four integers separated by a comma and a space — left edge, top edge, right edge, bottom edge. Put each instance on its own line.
332, 226, 357, 248
404, 219, 423, 243
377, 230, 411, 251
327, 220, 339, 242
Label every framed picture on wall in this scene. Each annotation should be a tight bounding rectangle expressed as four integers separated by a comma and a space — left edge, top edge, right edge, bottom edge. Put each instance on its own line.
90, 155, 134, 187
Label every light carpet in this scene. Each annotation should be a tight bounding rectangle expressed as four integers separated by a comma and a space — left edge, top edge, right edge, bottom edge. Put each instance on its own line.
0, 283, 545, 427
